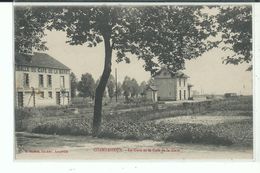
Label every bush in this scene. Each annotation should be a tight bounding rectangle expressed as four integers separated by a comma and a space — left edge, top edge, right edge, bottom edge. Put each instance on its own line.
21, 114, 252, 147
15, 108, 33, 131
209, 96, 252, 111
165, 124, 233, 146
32, 118, 92, 136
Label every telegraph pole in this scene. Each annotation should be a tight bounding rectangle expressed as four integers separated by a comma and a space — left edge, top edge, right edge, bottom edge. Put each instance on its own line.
115, 68, 118, 102
32, 87, 35, 107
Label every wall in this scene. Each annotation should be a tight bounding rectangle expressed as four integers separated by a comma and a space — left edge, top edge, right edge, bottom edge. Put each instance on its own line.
155, 78, 177, 101
176, 78, 189, 100
154, 68, 177, 101
154, 68, 189, 101
146, 90, 158, 102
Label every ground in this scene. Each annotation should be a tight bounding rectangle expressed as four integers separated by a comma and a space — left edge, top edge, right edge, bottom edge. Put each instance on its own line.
16, 132, 252, 160
15, 96, 253, 159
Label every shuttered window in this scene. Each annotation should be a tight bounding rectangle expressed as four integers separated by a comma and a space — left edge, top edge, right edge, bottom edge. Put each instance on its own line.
60, 76, 65, 88
39, 74, 44, 87
47, 75, 52, 87
23, 73, 29, 87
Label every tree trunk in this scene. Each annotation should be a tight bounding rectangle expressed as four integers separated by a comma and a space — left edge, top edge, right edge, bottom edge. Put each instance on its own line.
92, 34, 112, 137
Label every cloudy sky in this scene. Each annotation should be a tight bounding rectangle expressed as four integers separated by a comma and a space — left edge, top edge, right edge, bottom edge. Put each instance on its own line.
41, 29, 252, 95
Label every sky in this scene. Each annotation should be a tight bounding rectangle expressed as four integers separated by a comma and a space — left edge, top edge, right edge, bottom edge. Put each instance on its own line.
41, 30, 252, 95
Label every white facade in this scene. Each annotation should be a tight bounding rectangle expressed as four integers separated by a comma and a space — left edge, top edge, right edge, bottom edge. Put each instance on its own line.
153, 68, 191, 101
15, 66, 70, 107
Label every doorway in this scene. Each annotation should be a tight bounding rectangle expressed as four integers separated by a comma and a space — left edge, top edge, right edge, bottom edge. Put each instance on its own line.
56, 92, 60, 105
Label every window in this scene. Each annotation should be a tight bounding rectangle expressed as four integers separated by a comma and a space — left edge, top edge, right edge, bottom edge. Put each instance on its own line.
184, 79, 186, 87
18, 92, 23, 107
179, 90, 182, 100
40, 91, 44, 98
60, 76, 65, 88
23, 73, 29, 87
39, 74, 44, 87
47, 75, 52, 87
184, 90, 186, 100
48, 91, 52, 98
179, 78, 181, 87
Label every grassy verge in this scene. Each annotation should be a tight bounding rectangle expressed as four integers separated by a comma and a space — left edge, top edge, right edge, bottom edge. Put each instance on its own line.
15, 96, 253, 147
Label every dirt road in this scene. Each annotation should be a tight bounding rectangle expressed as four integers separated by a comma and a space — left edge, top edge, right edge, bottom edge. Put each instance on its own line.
15, 132, 253, 160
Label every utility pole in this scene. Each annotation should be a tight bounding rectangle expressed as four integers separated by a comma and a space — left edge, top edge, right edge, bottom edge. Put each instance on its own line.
115, 68, 118, 102
32, 87, 35, 107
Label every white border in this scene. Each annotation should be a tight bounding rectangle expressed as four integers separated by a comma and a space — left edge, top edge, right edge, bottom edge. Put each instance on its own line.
13, 2, 255, 6
1, 1, 260, 173
253, 2, 260, 162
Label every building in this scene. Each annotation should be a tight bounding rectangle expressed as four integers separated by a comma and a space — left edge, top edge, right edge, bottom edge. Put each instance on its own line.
151, 67, 192, 101
145, 85, 158, 102
15, 52, 71, 107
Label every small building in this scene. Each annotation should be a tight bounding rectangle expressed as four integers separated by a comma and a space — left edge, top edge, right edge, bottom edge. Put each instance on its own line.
145, 85, 158, 102
15, 52, 71, 107
152, 67, 192, 101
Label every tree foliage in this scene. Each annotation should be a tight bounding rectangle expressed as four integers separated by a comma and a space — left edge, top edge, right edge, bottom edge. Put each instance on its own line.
107, 75, 116, 99
139, 81, 147, 97
77, 73, 95, 99
116, 82, 122, 97
117, 6, 217, 73
70, 72, 78, 98
130, 78, 140, 98
122, 76, 131, 100
122, 76, 140, 100
217, 6, 252, 66
14, 7, 53, 54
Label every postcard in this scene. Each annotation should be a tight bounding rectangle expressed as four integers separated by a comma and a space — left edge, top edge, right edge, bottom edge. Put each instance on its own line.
14, 2, 253, 160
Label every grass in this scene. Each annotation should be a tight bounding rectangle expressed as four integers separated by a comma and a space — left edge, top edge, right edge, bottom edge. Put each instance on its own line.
15, 96, 253, 147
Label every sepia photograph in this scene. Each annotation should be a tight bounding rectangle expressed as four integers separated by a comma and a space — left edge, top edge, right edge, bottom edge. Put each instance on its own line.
14, 4, 253, 160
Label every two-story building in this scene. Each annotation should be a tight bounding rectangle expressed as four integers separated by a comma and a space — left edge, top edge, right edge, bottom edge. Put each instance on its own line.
147, 67, 193, 101
15, 52, 71, 107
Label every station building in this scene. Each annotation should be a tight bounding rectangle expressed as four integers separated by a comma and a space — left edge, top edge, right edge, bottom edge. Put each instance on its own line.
15, 52, 71, 107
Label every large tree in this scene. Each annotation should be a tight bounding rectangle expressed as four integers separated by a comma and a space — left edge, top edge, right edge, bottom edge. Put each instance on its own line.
15, 6, 217, 136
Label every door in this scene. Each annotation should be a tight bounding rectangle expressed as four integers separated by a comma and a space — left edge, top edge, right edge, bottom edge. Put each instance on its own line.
56, 92, 60, 105
17, 92, 23, 107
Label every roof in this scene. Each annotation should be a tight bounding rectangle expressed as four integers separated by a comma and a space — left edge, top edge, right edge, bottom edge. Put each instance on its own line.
15, 52, 70, 70
153, 67, 189, 78
146, 85, 158, 91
